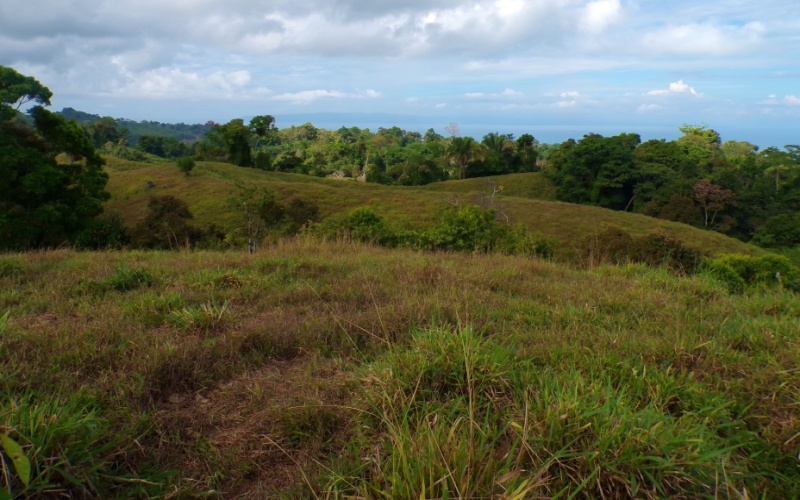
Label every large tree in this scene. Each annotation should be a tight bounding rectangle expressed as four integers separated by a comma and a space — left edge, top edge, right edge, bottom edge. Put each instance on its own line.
0, 66, 109, 249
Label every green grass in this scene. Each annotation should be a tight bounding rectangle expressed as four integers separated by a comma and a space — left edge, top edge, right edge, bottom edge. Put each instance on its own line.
1, 240, 798, 497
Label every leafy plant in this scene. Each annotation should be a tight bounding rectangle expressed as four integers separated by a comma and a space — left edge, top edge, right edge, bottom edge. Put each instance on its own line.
0, 392, 128, 497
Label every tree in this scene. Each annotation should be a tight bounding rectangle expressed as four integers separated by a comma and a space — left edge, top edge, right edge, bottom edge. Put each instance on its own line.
0, 66, 109, 249
445, 137, 487, 180
514, 133, 539, 172
131, 195, 199, 249
548, 133, 640, 210
249, 114, 277, 147
693, 179, 735, 229
0, 66, 53, 119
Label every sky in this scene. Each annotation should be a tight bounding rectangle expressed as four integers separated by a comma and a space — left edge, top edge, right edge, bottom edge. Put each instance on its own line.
2, 0, 799, 147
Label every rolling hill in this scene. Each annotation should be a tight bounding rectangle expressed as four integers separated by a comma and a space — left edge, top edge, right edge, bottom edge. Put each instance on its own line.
104, 157, 762, 260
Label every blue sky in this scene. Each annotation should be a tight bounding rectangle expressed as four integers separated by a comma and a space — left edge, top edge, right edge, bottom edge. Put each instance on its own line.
2, 0, 799, 147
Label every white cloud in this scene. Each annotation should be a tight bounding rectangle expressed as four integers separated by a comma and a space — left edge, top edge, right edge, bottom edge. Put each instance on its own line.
579, 0, 622, 35
271, 88, 380, 104
465, 88, 523, 99
556, 100, 578, 108
785, 95, 800, 106
640, 21, 765, 57
110, 67, 256, 99
647, 79, 700, 96
272, 90, 345, 104
560, 91, 580, 98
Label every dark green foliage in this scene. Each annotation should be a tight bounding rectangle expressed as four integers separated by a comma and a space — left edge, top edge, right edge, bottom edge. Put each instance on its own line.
131, 195, 202, 249
0, 66, 52, 120
73, 212, 129, 250
548, 133, 641, 210
283, 197, 320, 233
136, 135, 191, 158
750, 213, 800, 248
0, 67, 109, 250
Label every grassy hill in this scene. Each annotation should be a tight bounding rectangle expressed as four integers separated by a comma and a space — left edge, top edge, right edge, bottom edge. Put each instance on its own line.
1, 240, 798, 497
2, 158, 795, 497
104, 158, 761, 261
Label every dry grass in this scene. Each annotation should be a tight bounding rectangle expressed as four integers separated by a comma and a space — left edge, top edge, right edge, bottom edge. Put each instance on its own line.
1, 238, 798, 497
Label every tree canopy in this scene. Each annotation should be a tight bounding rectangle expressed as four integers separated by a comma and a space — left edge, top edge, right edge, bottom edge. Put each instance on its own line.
0, 66, 109, 249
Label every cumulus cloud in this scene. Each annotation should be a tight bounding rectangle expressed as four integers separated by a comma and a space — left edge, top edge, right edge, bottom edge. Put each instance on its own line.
579, 0, 622, 35
647, 80, 701, 96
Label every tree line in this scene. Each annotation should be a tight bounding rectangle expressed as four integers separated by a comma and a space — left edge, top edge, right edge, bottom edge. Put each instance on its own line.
3, 64, 799, 255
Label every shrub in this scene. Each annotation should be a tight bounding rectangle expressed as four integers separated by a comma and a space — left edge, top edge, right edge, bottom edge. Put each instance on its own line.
630, 231, 704, 273
316, 207, 402, 247
74, 212, 129, 250
176, 156, 195, 176
702, 260, 746, 293
420, 205, 554, 258
708, 253, 800, 292
130, 195, 203, 249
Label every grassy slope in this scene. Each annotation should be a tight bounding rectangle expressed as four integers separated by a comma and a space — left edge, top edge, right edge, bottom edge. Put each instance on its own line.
104, 158, 761, 260
1, 242, 798, 497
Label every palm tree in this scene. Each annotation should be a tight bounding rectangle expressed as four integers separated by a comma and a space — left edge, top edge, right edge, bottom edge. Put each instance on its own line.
445, 137, 487, 180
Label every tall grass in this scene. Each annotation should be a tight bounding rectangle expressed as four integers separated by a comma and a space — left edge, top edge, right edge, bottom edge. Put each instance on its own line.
0, 241, 798, 496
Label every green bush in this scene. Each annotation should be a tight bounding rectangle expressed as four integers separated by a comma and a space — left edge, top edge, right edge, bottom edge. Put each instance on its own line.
420, 205, 554, 258
702, 260, 746, 293
316, 207, 402, 247
708, 253, 800, 292
175, 156, 195, 176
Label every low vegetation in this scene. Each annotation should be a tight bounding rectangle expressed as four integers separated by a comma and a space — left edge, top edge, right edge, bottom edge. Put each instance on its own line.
1, 241, 799, 497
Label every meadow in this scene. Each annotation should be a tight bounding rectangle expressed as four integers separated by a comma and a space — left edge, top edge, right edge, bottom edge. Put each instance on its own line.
1, 160, 798, 498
